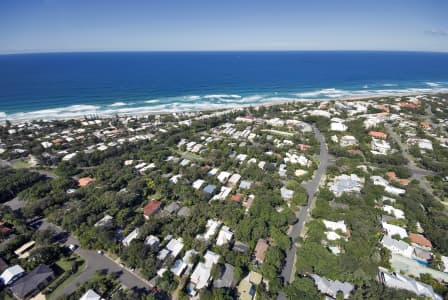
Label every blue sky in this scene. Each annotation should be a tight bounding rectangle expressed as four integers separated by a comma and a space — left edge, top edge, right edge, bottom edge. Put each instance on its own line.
0, 0, 447, 53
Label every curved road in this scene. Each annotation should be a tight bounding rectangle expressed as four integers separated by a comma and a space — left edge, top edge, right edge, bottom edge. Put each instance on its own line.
279, 125, 330, 293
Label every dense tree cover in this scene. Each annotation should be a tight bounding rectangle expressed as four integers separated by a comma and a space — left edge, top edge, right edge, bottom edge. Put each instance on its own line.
0, 167, 44, 202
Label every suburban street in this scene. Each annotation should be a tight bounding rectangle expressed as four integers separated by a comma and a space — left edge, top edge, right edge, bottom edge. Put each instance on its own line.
385, 124, 436, 196
279, 125, 330, 291
36, 220, 152, 299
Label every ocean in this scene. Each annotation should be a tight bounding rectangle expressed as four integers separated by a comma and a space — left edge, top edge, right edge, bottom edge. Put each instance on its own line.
1, 51, 448, 121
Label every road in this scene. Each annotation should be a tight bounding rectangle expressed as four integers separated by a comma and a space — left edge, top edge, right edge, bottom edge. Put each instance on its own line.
279, 126, 330, 289
35, 220, 152, 299
385, 124, 435, 196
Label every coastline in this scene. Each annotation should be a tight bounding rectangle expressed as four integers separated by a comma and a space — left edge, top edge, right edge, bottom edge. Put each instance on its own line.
2, 90, 448, 124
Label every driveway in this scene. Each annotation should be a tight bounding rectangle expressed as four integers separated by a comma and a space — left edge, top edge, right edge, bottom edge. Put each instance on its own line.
280, 126, 330, 285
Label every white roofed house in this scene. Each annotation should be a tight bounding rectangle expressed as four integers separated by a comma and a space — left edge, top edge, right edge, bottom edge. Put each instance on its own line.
381, 235, 414, 258
329, 174, 363, 197
217, 171, 231, 184
192, 179, 205, 190
0, 265, 25, 286
196, 219, 222, 243
122, 228, 139, 247
340, 135, 358, 147
330, 118, 348, 132
382, 222, 408, 239
382, 205, 405, 219
310, 274, 354, 299
371, 138, 391, 155
379, 270, 443, 300
216, 226, 233, 246
227, 173, 241, 187
371, 176, 406, 196
189, 251, 220, 295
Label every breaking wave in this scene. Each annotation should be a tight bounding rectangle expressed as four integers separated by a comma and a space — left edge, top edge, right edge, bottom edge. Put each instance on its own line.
2, 83, 448, 122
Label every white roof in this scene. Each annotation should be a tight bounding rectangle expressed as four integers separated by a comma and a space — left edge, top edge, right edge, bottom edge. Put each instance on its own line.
122, 228, 139, 246
190, 262, 211, 290
196, 219, 222, 242
216, 226, 233, 246
165, 238, 184, 258
144, 235, 160, 247
323, 220, 347, 233
0, 265, 25, 285
170, 259, 188, 277
192, 179, 205, 190
382, 222, 408, 238
217, 171, 231, 183
228, 173, 241, 184
381, 271, 442, 300
80, 289, 102, 300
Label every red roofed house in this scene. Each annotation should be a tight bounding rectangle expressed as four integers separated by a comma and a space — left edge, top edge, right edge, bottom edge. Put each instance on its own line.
78, 177, 95, 187
420, 121, 431, 130
386, 172, 410, 186
399, 102, 419, 109
409, 233, 432, 250
298, 144, 312, 151
369, 131, 387, 140
144, 200, 162, 219
231, 194, 242, 202
254, 239, 269, 263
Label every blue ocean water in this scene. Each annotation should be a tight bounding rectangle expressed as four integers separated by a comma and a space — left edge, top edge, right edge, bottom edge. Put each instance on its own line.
1, 51, 448, 120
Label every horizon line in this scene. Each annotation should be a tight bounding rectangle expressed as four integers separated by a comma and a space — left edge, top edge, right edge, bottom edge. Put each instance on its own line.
1, 49, 448, 56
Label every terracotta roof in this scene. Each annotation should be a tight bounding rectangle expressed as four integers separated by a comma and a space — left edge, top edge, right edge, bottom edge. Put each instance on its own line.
254, 239, 269, 263
231, 194, 242, 202
386, 172, 397, 180
399, 102, 419, 109
420, 121, 431, 129
369, 131, 387, 139
144, 200, 162, 218
78, 177, 95, 187
298, 144, 312, 151
409, 233, 432, 249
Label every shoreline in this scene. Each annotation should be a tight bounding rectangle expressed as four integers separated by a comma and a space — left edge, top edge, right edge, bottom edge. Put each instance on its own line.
2, 90, 447, 124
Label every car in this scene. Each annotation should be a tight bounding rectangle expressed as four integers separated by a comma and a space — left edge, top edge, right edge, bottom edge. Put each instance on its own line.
97, 250, 104, 255
68, 244, 77, 251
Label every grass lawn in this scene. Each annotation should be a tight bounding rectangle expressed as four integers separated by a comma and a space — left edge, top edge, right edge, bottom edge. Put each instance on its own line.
12, 160, 31, 169
46, 258, 86, 300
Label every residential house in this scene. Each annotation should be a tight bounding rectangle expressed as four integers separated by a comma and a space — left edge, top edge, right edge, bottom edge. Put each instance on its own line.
280, 187, 294, 200
239, 180, 253, 190
163, 202, 180, 215
382, 222, 408, 239
381, 235, 414, 258
254, 239, 269, 263
80, 289, 103, 300
329, 174, 363, 197
78, 177, 95, 187
196, 219, 222, 243
217, 171, 231, 184
379, 270, 442, 300
216, 226, 233, 246
143, 200, 162, 219
10, 264, 54, 300
238, 271, 262, 300
192, 179, 205, 190
144, 235, 160, 248
369, 131, 387, 139
228, 173, 241, 187
409, 233, 432, 250
340, 135, 358, 147
0, 265, 25, 286
371, 138, 391, 155
189, 251, 220, 295
311, 274, 354, 299
371, 176, 406, 195
213, 263, 236, 288
122, 228, 139, 247
383, 205, 405, 219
